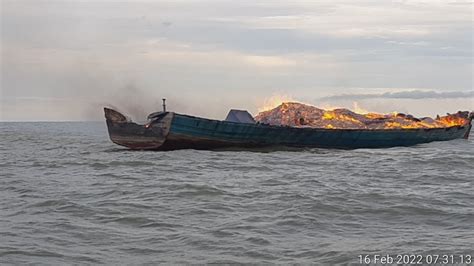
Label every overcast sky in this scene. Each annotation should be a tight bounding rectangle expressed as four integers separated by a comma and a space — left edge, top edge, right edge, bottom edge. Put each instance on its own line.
1, 0, 473, 121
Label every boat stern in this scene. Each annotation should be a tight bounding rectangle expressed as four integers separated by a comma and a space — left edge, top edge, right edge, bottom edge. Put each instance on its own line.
464, 112, 474, 139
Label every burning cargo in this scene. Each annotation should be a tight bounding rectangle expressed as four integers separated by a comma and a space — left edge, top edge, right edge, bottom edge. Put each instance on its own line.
255, 102, 470, 130
104, 101, 473, 150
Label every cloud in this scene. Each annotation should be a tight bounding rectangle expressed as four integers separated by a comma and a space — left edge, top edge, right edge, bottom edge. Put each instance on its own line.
1, 0, 473, 120
207, 1, 471, 39
243, 55, 296, 67
320, 90, 474, 100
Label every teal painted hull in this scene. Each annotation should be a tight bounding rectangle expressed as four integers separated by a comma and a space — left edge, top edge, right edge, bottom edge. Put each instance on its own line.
104, 108, 472, 150
160, 114, 472, 150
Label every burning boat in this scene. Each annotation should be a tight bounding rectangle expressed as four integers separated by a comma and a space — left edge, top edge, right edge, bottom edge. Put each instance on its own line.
104, 101, 472, 150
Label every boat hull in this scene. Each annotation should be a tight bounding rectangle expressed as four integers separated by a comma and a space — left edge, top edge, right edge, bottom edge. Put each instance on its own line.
104, 108, 472, 150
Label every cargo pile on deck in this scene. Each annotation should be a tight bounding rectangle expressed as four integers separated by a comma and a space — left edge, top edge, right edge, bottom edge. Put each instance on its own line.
254, 102, 470, 129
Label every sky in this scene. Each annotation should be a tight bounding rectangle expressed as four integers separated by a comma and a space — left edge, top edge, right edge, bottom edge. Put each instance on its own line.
1, 0, 473, 121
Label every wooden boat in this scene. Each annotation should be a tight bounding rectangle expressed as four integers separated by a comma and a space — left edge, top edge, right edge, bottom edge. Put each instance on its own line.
104, 106, 473, 150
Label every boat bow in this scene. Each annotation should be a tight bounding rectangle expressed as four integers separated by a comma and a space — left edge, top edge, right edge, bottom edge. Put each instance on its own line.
104, 107, 173, 150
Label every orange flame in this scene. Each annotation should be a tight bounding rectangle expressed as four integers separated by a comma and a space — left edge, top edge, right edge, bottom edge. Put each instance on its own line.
258, 94, 296, 113
352, 102, 370, 114
255, 102, 470, 129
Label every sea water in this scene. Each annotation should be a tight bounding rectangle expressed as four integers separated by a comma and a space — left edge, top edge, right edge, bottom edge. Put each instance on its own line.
1, 122, 473, 264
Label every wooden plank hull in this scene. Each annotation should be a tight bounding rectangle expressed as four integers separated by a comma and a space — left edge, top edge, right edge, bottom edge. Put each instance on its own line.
104, 108, 473, 150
